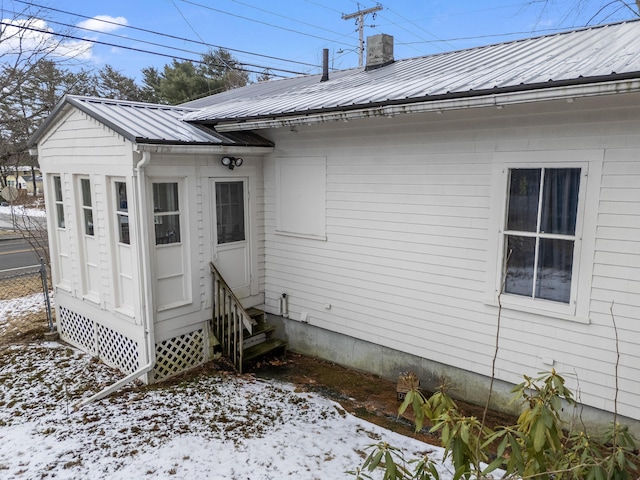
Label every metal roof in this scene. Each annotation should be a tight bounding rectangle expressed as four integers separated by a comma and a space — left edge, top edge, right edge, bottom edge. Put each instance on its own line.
28, 96, 273, 147
184, 20, 640, 124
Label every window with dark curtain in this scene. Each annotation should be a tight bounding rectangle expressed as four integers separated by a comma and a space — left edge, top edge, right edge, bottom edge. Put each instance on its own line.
504, 168, 580, 304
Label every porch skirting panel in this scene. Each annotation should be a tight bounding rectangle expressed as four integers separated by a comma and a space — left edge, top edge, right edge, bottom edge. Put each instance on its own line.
152, 328, 206, 383
58, 306, 141, 375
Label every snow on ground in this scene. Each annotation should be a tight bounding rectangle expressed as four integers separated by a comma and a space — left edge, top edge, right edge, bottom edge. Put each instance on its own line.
0, 343, 449, 480
0, 295, 457, 480
0, 293, 48, 335
0, 204, 46, 218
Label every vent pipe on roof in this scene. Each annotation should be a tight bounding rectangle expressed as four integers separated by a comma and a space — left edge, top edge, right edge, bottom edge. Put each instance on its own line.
321, 48, 329, 82
365, 34, 394, 71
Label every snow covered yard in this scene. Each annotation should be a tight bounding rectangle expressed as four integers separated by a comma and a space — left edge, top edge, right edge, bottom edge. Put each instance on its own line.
0, 340, 450, 479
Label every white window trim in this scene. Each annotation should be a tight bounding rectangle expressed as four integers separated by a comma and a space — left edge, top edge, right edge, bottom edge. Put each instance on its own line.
109, 177, 136, 317
485, 151, 602, 324
75, 175, 100, 304
52, 175, 65, 229
149, 176, 192, 312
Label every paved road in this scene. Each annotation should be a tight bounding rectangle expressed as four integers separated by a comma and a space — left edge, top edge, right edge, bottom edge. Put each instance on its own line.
0, 234, 43, 273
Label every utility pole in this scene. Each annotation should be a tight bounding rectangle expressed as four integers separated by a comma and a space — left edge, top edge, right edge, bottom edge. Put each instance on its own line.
342, 5, 382, 67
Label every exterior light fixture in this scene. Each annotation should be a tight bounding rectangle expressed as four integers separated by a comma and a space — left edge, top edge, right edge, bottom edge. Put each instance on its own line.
221, 156, 243, 170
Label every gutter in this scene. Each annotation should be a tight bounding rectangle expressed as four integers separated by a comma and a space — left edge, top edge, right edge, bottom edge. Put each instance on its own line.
75, 149, 155, 408
213, 77, 640, 132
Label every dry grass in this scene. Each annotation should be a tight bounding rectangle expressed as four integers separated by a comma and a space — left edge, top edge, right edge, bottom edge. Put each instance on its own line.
0, 274, 44, 301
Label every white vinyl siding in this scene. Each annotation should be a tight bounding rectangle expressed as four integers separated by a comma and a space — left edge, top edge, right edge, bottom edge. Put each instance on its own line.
262, 99, 640, 421
39, 107, 141, 322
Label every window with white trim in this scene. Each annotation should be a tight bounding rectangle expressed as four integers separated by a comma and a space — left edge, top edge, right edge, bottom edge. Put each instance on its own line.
502, 168, 581, 304
53, 175, 65, 228
153, 182, 181, 245
80, 178, 94, 236
115, 181, 130, 244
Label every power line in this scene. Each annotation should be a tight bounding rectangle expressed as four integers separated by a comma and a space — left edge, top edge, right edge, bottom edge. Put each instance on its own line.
375, 3, 453, 52
3, 9, 306, 76
230, 0, 347, 38
0, 20, 294, 77
178, 0, 354, 47
342, 5, 382, 67
13, 0, 320, 69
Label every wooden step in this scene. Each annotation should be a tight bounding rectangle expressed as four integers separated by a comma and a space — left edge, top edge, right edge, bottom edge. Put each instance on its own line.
246, 322, 276, 336
243, 338, 287, 363
245, 307, 266, 324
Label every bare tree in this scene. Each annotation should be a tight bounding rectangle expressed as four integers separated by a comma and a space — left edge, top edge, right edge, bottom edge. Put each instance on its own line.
529, 0, 640, 25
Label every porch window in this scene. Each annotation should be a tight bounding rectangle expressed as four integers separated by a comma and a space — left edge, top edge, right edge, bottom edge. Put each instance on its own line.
115, 181, 130, 244
53, 175, 65, 228
153, 182, 181, 245
80, 178, 94, 236
216, 181, 245, 244
503, 168, 580, 304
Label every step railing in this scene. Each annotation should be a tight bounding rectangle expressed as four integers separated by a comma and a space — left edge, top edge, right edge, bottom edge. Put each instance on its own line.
209, 262, 254, 373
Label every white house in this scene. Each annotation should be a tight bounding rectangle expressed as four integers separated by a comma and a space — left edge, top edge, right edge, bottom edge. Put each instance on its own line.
30, 21, 640, 431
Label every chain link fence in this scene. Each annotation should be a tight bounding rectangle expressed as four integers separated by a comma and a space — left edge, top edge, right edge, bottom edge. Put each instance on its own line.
0, 259, 54, 341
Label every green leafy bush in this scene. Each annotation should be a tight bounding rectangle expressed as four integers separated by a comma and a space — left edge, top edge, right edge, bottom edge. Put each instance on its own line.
350, 370, 638, 480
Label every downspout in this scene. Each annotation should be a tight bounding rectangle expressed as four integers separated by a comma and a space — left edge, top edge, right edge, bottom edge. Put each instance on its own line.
75, 150, 155, 408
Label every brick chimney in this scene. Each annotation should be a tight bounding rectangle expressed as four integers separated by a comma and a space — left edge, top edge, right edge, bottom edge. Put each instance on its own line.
365, 34, 394, 71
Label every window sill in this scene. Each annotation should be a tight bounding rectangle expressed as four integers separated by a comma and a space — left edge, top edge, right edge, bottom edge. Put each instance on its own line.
82, 293, 101, 305
483, 297, 590, 324
115, 306, 135, 318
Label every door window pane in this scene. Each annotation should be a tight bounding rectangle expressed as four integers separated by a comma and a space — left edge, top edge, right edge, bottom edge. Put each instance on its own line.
216, 181, 245, 244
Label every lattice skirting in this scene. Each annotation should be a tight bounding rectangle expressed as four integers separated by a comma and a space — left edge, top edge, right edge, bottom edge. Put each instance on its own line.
58, 307, 140, 375
153, 329, 205, 382
59, 307, 97, 355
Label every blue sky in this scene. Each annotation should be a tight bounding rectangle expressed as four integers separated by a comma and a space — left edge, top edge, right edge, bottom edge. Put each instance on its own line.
4, 0, 639, 82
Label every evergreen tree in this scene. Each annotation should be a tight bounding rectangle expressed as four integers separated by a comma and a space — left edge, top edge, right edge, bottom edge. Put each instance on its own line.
140, 48, 249, 105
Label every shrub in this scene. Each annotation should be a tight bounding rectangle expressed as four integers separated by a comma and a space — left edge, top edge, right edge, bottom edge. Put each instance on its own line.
350, 370, 638, 480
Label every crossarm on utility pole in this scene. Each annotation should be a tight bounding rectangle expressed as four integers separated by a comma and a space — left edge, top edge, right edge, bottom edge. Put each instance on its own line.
341, 5, 383, 67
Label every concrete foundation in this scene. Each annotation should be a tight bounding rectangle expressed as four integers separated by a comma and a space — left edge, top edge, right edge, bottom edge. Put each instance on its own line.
270, 314, 640, 438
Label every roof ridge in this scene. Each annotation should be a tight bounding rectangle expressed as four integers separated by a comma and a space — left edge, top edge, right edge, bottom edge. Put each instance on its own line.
67, 94, 198, 111
394, 18, 640, 65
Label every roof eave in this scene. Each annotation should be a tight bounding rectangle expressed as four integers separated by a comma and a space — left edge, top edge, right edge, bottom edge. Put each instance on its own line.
133, 142, 274, 156
213, 75, 640, 132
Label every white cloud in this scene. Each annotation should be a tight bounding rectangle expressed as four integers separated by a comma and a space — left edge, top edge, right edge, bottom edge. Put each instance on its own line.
0, 17, 93, 60
77, 15, 128, 33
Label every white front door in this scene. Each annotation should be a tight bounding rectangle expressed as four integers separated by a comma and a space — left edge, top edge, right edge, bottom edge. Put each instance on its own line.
210, 178, 251, 298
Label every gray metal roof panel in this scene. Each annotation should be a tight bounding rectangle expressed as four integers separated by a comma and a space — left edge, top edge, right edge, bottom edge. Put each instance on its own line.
184, 20, 640, 123
29, 96, 273, 147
